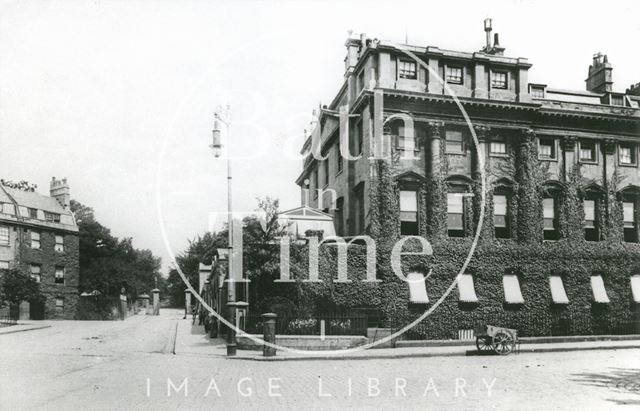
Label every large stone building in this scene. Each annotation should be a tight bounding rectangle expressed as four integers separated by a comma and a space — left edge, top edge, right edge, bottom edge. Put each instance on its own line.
0, 177, 79, 320
294, 21, 640, 338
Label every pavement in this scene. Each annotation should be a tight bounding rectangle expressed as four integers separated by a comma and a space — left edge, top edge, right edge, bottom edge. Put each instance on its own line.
2, 309, 640, 410
174, 317, 640, 361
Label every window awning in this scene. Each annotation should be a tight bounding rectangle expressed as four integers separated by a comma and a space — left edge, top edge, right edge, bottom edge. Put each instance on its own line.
407, 272, 429, 304
549, 276, 569, 304
503, 275, 524, 304
457, 274, 478, 303
590, 275, 610, 303
631, 275, 640, 303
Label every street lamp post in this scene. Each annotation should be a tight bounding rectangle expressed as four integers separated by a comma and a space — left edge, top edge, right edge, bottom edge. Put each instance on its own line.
211, 105, 237, 356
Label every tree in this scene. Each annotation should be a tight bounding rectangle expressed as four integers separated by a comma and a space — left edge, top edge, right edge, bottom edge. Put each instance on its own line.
0, 269, 43, 308
70, 200, 162, 300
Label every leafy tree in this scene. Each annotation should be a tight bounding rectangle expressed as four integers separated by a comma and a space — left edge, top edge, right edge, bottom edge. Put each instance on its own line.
70, 200, 162, 301
0, 269, 43, 308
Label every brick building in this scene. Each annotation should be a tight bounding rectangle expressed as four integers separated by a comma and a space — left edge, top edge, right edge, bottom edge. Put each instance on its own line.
293, 21, 640, 338
0, 177, 79, 320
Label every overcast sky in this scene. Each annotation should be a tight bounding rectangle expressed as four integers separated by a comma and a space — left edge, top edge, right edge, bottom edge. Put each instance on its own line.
1, 0, 639, 274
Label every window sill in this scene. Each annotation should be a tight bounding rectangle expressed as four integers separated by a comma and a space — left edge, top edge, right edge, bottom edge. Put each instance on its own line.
538, 156, 558, 162
489, 153, 510, 158
619, 162, 638, 168
445, 151, 466, 156
578, 159, 598, 165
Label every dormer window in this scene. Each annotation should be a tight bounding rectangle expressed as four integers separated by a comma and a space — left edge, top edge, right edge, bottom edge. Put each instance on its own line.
28, 208, 38, 219
530, 85, 545, 98
398, 60, 417, 80
611, 95, 624, 106
491, 71, 508, 89
446, 66, 463, 84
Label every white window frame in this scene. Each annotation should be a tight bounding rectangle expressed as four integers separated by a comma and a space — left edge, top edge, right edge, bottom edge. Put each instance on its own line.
0, 225, 9, 246
578, 140, 598, 164
55, 235, 64, 252
30, 231, 41, 249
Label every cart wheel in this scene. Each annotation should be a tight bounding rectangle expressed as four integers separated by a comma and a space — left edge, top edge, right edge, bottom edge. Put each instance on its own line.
476, 336, 494, 352
492, 331, 515, 355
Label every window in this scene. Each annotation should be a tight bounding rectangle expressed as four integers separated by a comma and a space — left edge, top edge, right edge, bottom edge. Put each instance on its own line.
619, 143, 636, 165
549, 276, 569, 304
457, 273, 478, 303
353, 185, 365, 235
611, 95, 624, 106
0, 261, 9, 270
0, 225, 9, 246
543, 197, 559, 240
623, 201, 637, 242
55, 297, 64, 311
446, 66, 463, 84
323, 160, 329, 187
530, 86, 545, 98
447, 193, 465, 237
579, 140, 597, 163
394, 123, 417, 151
407, 272, 429, 304
445, 129, 464, 154
491, 71, 508, 89
55, 267, 65, 284
336, 142, 343, 174
30, 231, 41, 249
590, 275, 610, 304
45, 212, 61, 223
503, 274, 524, 304
28, 208, 38, 219
55, 235, 64, 252
584, 198, 600, 241
352, 120, 363, 156
399, 190, 418, 235
538, 138, 556, 160
30, 264, 41, 283
335, 197, 344, 236
489, 135, 507, 155
494, 194, 510, 238
398, 60, 417, 79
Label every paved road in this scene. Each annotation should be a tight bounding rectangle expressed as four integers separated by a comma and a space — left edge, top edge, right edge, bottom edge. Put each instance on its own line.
1, 309, 639, 410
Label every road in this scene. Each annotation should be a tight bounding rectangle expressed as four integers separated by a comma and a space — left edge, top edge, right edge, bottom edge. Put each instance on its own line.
1, 309, 639, 410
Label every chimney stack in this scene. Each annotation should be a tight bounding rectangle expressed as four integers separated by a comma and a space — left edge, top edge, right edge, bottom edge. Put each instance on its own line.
484, 18, 493, 50
626, 82, 640, 96
586, 53, 613, 93
50, 177, 70, 208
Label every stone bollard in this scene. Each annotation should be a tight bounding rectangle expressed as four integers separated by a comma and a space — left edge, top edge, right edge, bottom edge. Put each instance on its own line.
261, 313, 277, 357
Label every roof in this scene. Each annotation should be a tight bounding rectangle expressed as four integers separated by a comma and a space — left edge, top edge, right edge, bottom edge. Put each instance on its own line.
2, 187, 72, 216
278, 206, 336, 238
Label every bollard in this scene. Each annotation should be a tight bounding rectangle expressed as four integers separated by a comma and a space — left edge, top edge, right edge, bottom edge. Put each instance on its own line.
151, 288, 160, 315
261, 313, 277, 357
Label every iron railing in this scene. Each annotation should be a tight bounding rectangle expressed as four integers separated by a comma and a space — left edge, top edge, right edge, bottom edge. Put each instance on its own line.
387, 310, 640, 340
0, 313, 18, 328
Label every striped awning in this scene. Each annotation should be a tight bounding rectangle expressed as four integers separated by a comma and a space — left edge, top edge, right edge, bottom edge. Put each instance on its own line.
549, 276, 569, 304
503, 275, 524, 304
631, 276, 640, 303
407, 272, 429, 304
457, 274, 478, 303
590, 275, 610, 303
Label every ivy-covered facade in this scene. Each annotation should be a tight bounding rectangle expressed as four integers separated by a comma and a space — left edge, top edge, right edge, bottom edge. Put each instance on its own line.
294, 27, 640, 338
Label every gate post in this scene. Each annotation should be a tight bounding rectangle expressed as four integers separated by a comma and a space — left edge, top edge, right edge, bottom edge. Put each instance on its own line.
151, 288, 160, 315
184, 289, 191, 319
261, 313, 277, 357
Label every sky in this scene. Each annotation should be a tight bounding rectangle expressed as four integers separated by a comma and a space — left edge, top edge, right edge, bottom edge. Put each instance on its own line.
1, 0, 639, 274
